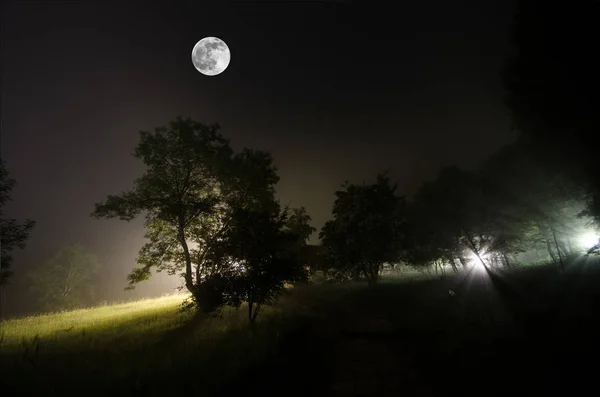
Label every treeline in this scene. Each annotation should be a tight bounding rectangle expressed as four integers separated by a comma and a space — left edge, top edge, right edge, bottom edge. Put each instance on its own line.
2, 0, 599, 316
3, 118, 598, 316
318, 138, 598, 284
2, 125, 599, 316
318, 0, 600, 284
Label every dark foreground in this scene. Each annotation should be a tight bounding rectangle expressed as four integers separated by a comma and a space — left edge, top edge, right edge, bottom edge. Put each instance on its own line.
238, 257, 600, 397
3, 257, 600, 396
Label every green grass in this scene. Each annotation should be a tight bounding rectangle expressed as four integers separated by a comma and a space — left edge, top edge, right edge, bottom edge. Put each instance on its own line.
1, 293, 191, 352
0, 288, 319, 396
3, 260, 599, 396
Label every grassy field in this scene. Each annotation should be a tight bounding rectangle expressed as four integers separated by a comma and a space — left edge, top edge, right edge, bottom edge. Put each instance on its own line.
0, 289, 325, 396
1, 293, 191, 351
3, 260, 600, 396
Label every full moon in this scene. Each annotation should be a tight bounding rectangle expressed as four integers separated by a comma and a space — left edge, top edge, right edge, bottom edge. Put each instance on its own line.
191, 37, 231, 76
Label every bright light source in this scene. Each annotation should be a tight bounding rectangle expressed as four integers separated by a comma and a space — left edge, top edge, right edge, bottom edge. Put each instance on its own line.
578, 231, 600, 249
467, 252, 488, 270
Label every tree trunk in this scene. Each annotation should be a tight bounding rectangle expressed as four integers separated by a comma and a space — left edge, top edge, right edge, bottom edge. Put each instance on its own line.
251, 304, 261, 322
177, 218, 195, 294
365, 263, 379, 286
559, 241, 570, 258
367, 269, 376, 286
502, 252, 510, 267
546, 239, 557, 263
248, 302, 262, 323
464, 231, 490, 273
553, 230, 565, 271
446, 254, 458, 274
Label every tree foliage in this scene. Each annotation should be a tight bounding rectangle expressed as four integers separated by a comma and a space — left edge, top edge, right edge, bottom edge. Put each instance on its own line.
92, 117, 311, 320
402, 141, 595, 274
27, 244, 101, 312
212, 207, 309, 321
320, 173, 406, 285
0, 160, 35, 285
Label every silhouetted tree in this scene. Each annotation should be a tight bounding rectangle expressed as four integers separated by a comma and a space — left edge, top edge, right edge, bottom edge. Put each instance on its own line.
0, 160, 35, 285
283, 206, 317, 272
212, 207, 308, 322
284, 206, 316, 244
407, 167, 494, 272
303, 244, 327, 274
92, 117, 231, 313
320, 173, 406, 285
404, 194, 465, 274
26, 244, 101, 312
480, 141, 591, 268
92, 117, 303, 315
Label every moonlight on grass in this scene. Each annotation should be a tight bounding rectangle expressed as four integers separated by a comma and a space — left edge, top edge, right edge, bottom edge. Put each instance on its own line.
191, 37, 231, 76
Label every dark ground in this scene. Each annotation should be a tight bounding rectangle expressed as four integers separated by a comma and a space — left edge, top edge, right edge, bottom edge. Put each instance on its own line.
4, 258, 600, 396
236, 256, 600, 396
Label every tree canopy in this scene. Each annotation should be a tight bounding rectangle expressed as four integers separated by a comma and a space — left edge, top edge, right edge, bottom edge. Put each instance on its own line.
92, 117, 312, 319
320, 173, 406, 285
212, 206, 309, 321
401, 140, 596, 274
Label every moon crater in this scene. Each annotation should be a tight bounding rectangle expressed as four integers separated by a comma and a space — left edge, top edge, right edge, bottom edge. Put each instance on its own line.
192, 37, 231, 76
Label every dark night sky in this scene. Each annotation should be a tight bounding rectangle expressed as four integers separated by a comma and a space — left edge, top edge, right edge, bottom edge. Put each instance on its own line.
1, 0, 518, 307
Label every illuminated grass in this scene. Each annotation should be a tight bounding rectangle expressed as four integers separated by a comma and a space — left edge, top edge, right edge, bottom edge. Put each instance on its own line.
1, 293, 191, 351
3, 266, 592, 396
0, 289, 315, 396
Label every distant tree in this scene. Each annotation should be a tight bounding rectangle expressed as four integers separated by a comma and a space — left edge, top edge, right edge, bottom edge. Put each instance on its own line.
480, 141, 591, 268
92, 117, 299, 315
303, 244, 327, 275
320, 173, 406, 285
212, 207, 308, 322
406, 167, 490, 272
284, 206, 316, 244
27, 244, 101, 312
403, 197, 466, 275
283, 206, 317, 271
0, 160, 35, 285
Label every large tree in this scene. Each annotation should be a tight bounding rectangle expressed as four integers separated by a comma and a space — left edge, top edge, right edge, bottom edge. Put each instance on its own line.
0, 160, 35, 285
320, 173, 406, 285
92, 117, 289, 313
27, 244, 101, 312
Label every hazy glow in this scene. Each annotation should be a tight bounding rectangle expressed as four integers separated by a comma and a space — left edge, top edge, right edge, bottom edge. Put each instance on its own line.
467, 252, 489, 270
578, 231, 600, 249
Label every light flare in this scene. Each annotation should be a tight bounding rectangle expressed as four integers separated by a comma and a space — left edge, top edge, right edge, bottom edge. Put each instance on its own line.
577, 231, 600, 249
467, 252, 489, 271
